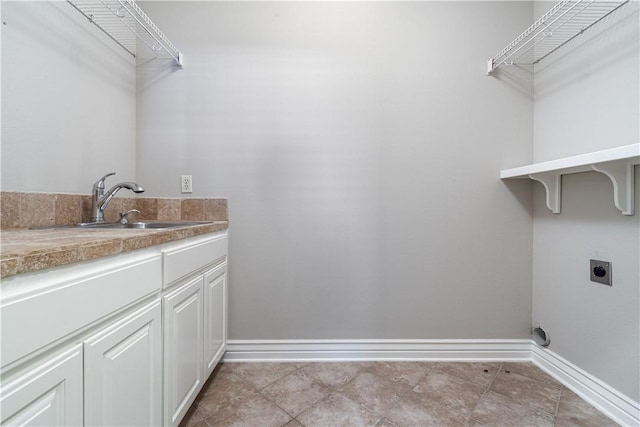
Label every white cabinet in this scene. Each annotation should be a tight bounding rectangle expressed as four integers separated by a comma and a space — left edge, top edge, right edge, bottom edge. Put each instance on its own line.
162, 232, 229, 426
204, 263, 227, 378
1, 252, 161, 369
163, 264, 228, 427
0, 344, 83, 426
84, 300, 162, 426
1, 231, 228, 427
163, 276, 205, 427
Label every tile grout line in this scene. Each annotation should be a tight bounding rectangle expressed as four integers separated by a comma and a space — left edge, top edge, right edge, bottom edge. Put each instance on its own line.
366, 362, 440, 425
197, 368, 263, 426
261, 362, 378, 426
553, 386, 565, 421
480, 363, 562, 423
191, 361, 603, 427
284, 362, 380, 427
305, 363, 355, 418
333, 363, 386, 426
467, 361, 504, 423
256, 367, 330, 425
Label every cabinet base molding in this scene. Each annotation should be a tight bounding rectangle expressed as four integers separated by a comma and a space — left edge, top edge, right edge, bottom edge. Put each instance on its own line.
224, 339, 639, 427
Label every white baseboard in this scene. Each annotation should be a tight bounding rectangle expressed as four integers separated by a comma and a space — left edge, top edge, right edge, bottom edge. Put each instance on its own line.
223, 339, 532, 362
223, 339, 639, 426
531, 345, 639, 427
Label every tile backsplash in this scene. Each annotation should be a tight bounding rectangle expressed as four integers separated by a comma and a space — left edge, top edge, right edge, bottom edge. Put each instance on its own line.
0, 192, 228, 229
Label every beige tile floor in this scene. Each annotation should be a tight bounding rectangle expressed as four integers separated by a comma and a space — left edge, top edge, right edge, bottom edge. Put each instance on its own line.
180, 361, 618, 427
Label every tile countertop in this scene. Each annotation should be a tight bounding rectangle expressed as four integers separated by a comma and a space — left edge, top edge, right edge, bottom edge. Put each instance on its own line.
0, 221, 228, 279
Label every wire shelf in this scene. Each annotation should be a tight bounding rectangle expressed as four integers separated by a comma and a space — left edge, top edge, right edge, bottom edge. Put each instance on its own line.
487, 0, 628, 73
67, 0, 183, 67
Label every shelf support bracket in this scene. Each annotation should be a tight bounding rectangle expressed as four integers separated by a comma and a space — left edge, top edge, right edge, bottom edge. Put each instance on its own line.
591, 161, 635, 215
529, 172, 562, 214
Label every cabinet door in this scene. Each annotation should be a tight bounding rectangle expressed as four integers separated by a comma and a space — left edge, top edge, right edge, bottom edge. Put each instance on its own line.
84, 300, 162, 426
204, 263, 227, 378
0, 344, 83, 426
164, 276, 204, 427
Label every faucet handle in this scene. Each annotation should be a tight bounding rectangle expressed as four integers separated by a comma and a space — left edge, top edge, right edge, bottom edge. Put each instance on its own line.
119, 209, 140, 224
93, 172, 116, 191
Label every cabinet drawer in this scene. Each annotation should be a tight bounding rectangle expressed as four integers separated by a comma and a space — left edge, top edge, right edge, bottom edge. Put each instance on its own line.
163, 233, 227, 287
1, 254, 161, 368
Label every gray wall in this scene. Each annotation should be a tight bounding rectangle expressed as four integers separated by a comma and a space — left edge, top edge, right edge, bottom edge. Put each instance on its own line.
137, 2, 534, 340
532, 1, 640, 401
3, 0, 637, 401
1, 1, 136, 194
3, 0, 637, 402
533, 1, 639, 162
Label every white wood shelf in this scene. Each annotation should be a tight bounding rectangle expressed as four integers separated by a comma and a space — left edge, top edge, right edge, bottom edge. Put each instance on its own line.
501, 144, 640, 215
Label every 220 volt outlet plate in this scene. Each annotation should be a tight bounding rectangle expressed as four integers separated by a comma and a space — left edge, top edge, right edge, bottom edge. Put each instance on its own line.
590, 259, 611, 286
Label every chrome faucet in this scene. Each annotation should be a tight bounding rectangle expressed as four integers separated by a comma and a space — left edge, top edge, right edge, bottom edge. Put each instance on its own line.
90, 173, 145, 222
119, 209, 140, 224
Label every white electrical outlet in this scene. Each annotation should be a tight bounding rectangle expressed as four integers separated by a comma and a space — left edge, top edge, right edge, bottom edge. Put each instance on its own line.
181, 175, 193, 193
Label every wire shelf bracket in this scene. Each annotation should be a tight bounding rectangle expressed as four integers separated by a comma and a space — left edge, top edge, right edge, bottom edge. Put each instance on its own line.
67, 0, 184, 68
487, 0, 629, 74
